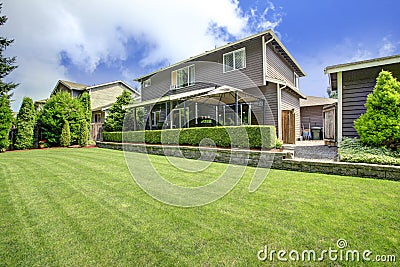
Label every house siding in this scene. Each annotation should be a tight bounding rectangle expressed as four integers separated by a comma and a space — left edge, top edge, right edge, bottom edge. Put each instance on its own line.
342, 62, 400, 137
141, 37, 264, 101
90, 83, 138, 110
300, 105, 324, 128
281, 88, 301, 138
266, 44, 295, 87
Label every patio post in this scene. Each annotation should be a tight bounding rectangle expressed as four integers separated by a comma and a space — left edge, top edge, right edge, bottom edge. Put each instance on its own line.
248, 103, 252, 125
263, 100, 266, 125
215, 105, 218, 125
133, 107, 137, 131
165, 102, 168, 129
223, 105, 226, 125
195, 102, 198, 125
235, 90, 239, 126
240, 103, 243, 125
183, 101, 187, 128
170, 101, 173, 129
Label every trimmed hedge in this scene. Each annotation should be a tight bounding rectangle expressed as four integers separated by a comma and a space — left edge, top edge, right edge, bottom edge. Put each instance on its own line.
103, 126, 276, 149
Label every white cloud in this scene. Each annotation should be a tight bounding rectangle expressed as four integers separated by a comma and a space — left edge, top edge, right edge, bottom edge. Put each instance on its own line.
2, 0, 282, 110
379, 36, 396, 57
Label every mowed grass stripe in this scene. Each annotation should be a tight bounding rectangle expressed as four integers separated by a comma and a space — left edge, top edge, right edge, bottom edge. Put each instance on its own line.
0, 148, 399, 266
25, 152, 184, 265
3, 156, 112, 265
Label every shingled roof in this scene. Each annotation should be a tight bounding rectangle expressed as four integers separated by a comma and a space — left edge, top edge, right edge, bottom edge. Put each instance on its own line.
300, 96, 337, 107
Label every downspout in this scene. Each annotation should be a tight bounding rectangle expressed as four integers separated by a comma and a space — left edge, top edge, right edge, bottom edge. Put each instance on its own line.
277, 82, 286, 140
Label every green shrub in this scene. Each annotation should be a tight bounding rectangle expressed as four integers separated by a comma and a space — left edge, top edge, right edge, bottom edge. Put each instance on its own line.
37, 92, 85, 145
79, 91, 91, 124
78, 120, 89, 147
275, 139, 283, 149
354, 70, 400, 149
104, 90, 132, 132
103, 125, 276, 149
339, 137, 400, 166
0, 95, 13, 152
103, 132, 122, 143
14, 97, 36, 149
60, 120, 71, 147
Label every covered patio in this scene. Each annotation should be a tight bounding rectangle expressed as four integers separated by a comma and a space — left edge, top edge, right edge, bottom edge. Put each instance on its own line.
124, 85, 268, 131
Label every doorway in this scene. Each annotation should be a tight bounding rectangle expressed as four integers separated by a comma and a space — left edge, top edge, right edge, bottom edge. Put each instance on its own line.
282, 110, 295, 144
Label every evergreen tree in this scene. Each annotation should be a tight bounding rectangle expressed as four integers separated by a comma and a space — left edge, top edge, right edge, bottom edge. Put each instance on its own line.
14, 97, 36, 149
103, 90, 132, 132
0, 4, 18, 96
79, 91, 91, 123
59, 120, 71, 147
78, 120, 89, 147
354, 70, 400, 149
37, 92, 85, 145
0, 94, 12, 151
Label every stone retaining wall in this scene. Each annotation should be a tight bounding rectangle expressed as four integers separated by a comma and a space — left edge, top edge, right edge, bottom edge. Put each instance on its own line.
97, 142, 400, 181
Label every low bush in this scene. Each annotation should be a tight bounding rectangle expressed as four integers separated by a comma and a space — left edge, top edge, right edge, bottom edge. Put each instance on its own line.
339, 137, 400, 166
103, 125, 276, 149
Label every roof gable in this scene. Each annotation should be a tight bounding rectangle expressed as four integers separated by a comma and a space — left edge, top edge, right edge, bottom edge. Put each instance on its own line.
300, 96, 337, 107
134, 29, 305, 82
324, 54, 400, 74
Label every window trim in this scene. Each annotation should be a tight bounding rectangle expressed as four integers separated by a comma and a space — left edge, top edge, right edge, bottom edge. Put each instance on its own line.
170, 65, 195, 90
143, 78, 151, 88
223, 47, 246, 73
294, 72, 299, 88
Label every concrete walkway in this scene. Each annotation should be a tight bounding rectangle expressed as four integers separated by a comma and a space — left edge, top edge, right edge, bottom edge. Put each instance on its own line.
283, 140, 338, 162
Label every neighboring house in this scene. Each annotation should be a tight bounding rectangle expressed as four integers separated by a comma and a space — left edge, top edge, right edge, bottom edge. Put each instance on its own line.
129, 29, 306, 144
300, 96, 337, 140
39, 79, 140, 140
324, 54, 400, 141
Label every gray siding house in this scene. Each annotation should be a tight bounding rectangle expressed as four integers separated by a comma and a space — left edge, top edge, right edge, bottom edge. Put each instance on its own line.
324, 54, 400, 140
131, 30, 306, 144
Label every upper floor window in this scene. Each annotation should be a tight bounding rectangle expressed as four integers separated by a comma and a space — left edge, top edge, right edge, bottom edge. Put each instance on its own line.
294, 72, 299, 88
171, 65, 195, 89
223, 48, 246, 73
143, 78, 151, 88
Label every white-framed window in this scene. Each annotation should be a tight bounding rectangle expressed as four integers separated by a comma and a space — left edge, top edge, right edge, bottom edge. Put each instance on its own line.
294, 72, 299, 88
223, 47, 246, 73
152, 111, 161, 126
143, 78, 151, 88
171, 65, 195, 89
93, 113, 101, 123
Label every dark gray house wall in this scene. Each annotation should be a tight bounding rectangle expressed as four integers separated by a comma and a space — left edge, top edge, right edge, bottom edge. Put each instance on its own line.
301, 106, 323, 128
342, 62, 400, 137
266, 44, 296, 88
141, 37, 264, 101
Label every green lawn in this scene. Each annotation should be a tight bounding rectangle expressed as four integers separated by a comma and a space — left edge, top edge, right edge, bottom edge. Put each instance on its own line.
0, 148, 399, 266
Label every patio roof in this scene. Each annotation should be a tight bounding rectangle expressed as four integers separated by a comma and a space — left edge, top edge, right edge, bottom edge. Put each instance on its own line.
124, 85, 263, 109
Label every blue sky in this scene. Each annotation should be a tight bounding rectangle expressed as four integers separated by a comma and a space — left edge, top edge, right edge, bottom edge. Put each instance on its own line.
3, 0, 400, 111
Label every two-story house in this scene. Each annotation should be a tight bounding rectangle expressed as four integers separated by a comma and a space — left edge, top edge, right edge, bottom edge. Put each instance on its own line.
44, 79, 140, 140
129, 29, 306, 144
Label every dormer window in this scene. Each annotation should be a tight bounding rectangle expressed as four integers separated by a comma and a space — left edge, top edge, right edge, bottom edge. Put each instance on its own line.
171, 65, 195, 89
223, 47, 246, 73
